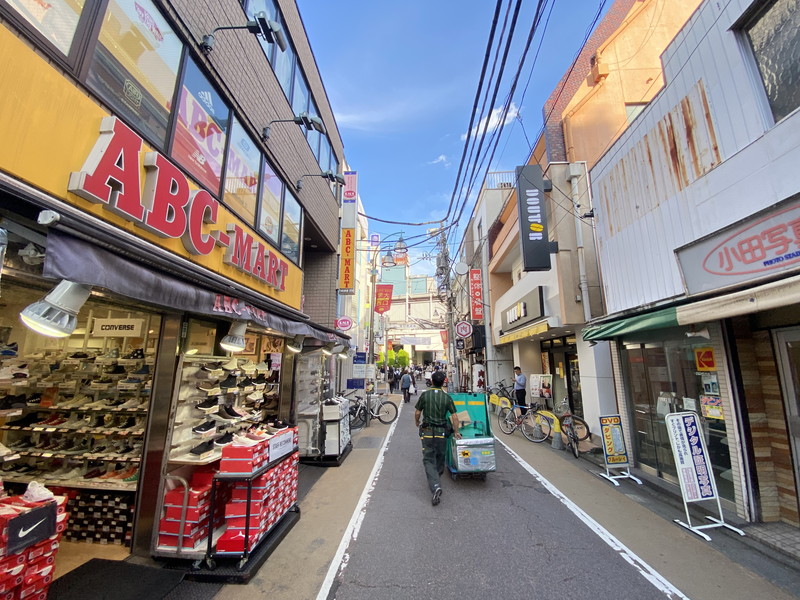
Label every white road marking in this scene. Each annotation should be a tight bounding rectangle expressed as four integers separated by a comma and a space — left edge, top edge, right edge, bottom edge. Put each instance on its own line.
496, 437, 691, 600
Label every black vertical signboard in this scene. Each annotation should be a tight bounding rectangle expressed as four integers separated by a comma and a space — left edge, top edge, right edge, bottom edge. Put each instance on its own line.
515, 165, 551, 271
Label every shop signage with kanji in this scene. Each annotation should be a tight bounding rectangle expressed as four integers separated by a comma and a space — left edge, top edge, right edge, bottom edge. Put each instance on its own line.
469, 269, 484, 320
374, 284, 393, 314
338, 228, 355, 294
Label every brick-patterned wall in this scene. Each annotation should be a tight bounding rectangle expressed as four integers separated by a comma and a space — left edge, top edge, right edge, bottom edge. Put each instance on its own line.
302, 252, 338, 327
542, 0, 638, 163
733, 317, 799, 525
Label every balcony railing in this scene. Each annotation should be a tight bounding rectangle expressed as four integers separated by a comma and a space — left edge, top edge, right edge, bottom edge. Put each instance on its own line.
484, 171, 516, 190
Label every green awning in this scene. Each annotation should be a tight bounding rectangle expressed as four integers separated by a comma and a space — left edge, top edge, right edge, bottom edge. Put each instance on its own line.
582, 306, 678, 341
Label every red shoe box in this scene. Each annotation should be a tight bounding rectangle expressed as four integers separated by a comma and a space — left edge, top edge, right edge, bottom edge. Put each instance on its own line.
219, 455, 266, 475
163, 504, 210, 523
0, 565, 23, 593
191, 467, 217, 488
26, 539, 58, 561
157, 517, 208, 538
163, 485, 211, 508
157, 529, 206, 550
224, 501, 266, 519
221, 442, 267, 460
17, 583, 48, 600
0, 552, 25, 571
23, 564, 53, 587
225, 514, 265, 531
0, 589, 14, 600
230, 486, 269, 503
215, 530, 259, 553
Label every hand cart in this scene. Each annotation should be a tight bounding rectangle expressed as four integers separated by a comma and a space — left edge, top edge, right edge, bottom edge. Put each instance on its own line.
446, 393, 496, 481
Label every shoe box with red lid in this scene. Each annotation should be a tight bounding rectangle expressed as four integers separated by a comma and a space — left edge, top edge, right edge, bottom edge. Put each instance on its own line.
0, 495, 68, 600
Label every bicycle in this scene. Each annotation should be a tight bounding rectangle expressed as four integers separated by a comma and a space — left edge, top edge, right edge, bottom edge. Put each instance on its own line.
554, 396, 590, 442
488, 380, 515, 411
524, 399, 586, 458
496, 402, 545, 443
348, 392, 398, 432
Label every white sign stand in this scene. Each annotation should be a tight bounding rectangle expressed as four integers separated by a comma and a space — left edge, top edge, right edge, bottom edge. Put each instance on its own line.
665, 411, 745, 541
594, 415, 642, 486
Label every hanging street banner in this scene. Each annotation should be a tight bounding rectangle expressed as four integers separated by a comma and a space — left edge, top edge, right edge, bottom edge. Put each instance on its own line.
666, 411, 718, 503
339, 228, 355, 294
599, 415, 630, 467
374, 284, 393, 314
469, 268, 484, 320
515, 164, 551, 271
342, 171, 358, 203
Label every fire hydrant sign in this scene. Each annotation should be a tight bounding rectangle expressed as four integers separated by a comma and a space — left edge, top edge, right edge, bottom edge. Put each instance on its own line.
665, 412, 717, 503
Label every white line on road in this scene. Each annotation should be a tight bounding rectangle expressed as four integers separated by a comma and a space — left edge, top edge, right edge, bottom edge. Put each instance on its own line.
496, 437, 691, 600
316, 402, 403, 600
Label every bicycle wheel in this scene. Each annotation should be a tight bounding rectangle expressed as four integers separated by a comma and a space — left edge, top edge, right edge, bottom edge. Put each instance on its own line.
521, 411, 551, 443
349, 405, 366, 431
376, 400, 398, 424
497, 408, 516, 434
570, 416, 591, 441
566, 425, 580, 458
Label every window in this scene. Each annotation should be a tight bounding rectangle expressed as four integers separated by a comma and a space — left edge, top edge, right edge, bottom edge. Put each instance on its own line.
258, 158, 283, 247
744, 0, 800, 122
5, 0, 84, 55
245, 0, 280, 63
86, 0, 182, 147
281, 190, 302, 264
223, 118, 260, 225
625, 102, 647, 124
291, 70, 309, 117
272, 15, 295, 98
171, 58, 230, 194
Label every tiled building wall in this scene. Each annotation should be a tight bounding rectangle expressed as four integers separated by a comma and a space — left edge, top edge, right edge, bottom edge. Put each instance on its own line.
302, 253, 339, 327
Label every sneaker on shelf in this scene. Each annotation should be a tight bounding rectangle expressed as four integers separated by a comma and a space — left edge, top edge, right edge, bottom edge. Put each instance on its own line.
122, 348, 145, 360
82, 468, 105, 479
117, 377, 141, 385
232, 434, 262, 447
61, 415, 85, 429
122, 469, 139, 482
219, 375, 238, 389
0, 365, 28, 379
246, 390, 264, 402
189, 440, 215, 456
228, 405, 250, 418
220, 357, 239, 371
117, 397, 142, 409
25, 394, 42, 407
111, 467, 138, 480
22, 481, 54, 503
117, 417, 137, 430
0, 442, 15, 457
101, 348, 120, 359
196, 381, 222, 395
131, 364, 150, 376
213, 432, 234, 447
192, 420, 217, 435
0, 342, 19, 357
253, 373, 268, 385
196, 397, 219, 412
215, 406, 238, 420
254, 361, 270, 372
239, 361, 257, 374
104, 365, 126, 375
98, 468, 124, 479
69, 352, 89, 359
237, 377, 255, 390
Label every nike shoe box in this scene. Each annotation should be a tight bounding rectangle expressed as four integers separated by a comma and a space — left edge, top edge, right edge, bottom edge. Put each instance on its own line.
224, 513, 263, 531
26, 539, 58, 562
221, 441, 268, 460
215, 529, 260, 554
157, 517, 208, 538
163, 504, 210, 524
218, 454, 266, 475
163, 485, 211, 508
230, 484, 269, 503
0, 565, 23, 594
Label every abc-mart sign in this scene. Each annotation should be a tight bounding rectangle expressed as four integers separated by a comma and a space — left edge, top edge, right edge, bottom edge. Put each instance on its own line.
67, 117, 289, 293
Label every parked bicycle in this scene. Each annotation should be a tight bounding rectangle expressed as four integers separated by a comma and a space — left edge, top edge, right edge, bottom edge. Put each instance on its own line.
496, 401, 543, 443
348, 392, 398, 432
497, 396, 590, 458
488, 379, 514, 409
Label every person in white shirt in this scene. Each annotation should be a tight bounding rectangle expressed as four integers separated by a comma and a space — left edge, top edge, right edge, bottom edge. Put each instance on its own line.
513, 366, 528, 414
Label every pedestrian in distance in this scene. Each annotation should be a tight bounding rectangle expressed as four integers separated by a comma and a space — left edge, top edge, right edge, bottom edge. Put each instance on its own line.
414, 370, 461, 506
513, 366, 528, 414
387, 367, 396, 394
400, 368, 413, 404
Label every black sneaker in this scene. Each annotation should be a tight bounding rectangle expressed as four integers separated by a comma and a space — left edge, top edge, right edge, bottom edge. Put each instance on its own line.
432, 487, 442, 506
122, 349, 144, 360
69, 352, 89, 359
253, 374, 268, 385
238, 377, 255, 389
216, 405, 237, 420
118, 417, 136, 429
192, 420, 216, 435
214, 432, 234, 447
190, 440, 215, 456
219, 375, 238, 389
196, 397, 219, 412
104, 365, 126, 375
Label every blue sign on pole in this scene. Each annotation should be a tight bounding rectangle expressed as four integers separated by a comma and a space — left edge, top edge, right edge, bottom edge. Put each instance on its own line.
347, 378, 366, 389
353, 352, 367, 364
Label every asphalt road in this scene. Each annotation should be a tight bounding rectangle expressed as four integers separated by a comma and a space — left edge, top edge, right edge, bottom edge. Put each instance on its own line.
326, 403, 682, 600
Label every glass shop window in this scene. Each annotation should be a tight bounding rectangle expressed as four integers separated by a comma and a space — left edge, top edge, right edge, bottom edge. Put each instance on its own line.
257, 158, 283, 248
5, 0, 84, 55
223, 118, 260, 225
280, 190, 302, 265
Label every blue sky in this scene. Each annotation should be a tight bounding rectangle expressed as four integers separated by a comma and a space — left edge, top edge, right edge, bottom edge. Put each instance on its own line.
296, 1, 610, 275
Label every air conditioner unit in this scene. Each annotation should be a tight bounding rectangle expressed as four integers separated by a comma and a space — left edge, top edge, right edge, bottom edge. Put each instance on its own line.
591, 59, 609, 83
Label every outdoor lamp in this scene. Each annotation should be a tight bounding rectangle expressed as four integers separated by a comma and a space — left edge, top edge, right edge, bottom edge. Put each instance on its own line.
321, 342, 336, 356
262, 112, 325, 142
296, 171, 346, 190
219, 320, 248, 353
393, 235, 408, 255
200, 11, 287, 54
20, 280, 92, 338
286, 334, 305, 353
381, 250, 396, 268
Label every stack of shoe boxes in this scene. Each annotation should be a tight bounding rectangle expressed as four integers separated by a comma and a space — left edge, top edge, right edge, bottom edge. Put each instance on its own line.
59, 490, 134, 545
158, 470, 229, 551
0, 496, 68, 600
216, 450, 299, 554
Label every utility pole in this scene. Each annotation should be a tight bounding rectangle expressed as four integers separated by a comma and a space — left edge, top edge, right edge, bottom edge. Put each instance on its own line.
438, 228, 459, 392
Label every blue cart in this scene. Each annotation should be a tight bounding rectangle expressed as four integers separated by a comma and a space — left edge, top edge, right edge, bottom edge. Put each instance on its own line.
446, 393, 496, 481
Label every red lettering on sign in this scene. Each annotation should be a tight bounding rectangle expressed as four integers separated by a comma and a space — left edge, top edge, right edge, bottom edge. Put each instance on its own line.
184, 190, 218, 255
224, 225, 254, 274
142, 153, 189, 238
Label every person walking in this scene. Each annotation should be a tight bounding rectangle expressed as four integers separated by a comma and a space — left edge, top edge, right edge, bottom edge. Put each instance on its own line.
414, 370, 461, 505
387, 367, 396, 394
400, 368, 413, 403
513, 366, 527, 414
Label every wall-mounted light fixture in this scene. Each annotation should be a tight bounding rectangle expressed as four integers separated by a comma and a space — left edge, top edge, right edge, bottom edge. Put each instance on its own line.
685, 327, 710, 339
200, 11, 287, 54
581, 209, 595, 219
296, 170, 346, 190
219, 320, 248, 353
321, 342, 336, 356
286, 334, 305, 353
20, 280, 92, 338
261, 112, 325, 142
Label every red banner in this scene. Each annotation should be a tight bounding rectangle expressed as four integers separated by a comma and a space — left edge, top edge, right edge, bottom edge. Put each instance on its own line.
440, 329, 448, 345
374, 284, 393, 314
469, 268, 484, 320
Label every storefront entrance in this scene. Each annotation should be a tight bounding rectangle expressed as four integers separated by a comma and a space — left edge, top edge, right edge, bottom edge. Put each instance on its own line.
775, 327, 800, 515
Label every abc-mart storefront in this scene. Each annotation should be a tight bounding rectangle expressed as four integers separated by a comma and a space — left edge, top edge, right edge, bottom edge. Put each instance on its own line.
0, 20, 345, 567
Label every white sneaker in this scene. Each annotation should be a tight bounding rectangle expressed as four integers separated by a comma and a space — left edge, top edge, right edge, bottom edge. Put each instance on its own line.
254, 362, 270, 372
23, 481, 54, 502
232, 434, 261, 447
239, 361, 257, 374
220, 358, 239, 371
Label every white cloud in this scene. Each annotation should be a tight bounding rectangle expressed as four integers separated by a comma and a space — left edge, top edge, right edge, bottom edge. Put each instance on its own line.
428, 154, 450, 167
461, 102, 519, 141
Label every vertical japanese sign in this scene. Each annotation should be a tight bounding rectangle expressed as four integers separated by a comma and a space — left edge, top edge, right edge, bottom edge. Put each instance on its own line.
599, 415, 630, 467
469, 269, 484, 320
515, 164, 551, 271
374, 284, 393, 314
343, 171, 358, 204
339, 228, 355, 294
440, 329, 448, 345
665, 412, 718, 503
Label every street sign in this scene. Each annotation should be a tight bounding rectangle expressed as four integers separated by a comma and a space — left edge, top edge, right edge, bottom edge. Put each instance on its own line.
455, 321, 473, 338
335, 316, 353, 331
455, 339, 465, 350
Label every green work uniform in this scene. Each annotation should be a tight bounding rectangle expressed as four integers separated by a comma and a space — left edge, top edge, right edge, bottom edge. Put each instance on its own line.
415, 387, 457, 492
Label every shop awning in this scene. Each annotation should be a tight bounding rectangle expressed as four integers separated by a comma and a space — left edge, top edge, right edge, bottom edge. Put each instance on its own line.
582, 272, 800, 341
498, 318, 550, 344
43, 230, 348, 345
